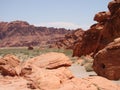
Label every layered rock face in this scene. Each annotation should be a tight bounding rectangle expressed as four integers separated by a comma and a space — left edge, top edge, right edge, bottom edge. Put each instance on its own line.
73, 0, 120, 57
51, 28, 84, 49
73, 25, 102, 56
72, 0, 120, 80
93, 0, 120, 80
0, 52, 120, 90
93, 38, 120, 80
0, 54, 20, 76
0, 21, 70, 47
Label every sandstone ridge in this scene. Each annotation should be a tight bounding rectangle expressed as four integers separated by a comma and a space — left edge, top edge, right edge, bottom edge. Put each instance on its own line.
0, 52, 120, 90
0, 20, 70, 47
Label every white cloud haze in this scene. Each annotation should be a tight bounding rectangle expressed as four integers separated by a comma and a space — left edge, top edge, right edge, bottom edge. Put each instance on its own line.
34, 22, 90, 30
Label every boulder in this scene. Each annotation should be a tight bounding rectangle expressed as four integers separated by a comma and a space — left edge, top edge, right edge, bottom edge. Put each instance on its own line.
22, 52, 72, 69
28, 46, 34, 50
0, 54, 20, 76
19, 52, 73, 89
93, 38, 120, 80
21, 66, 73, 90
20, 62, 120, 90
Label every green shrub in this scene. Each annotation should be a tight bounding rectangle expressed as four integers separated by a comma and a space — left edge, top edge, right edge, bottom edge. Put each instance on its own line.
84, 63, 93, 72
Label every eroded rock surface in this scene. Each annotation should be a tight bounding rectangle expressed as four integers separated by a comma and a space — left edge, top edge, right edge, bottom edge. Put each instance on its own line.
93, 38, 120, 80
0, 54, 20, 76
0, 21, 70, 47
21, 52, 72, 69
73, 0, 120, 57
51, 29, 84, 49
0, 52, 119, 90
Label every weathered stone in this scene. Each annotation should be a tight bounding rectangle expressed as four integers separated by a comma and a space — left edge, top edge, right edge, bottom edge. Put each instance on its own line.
108, 0, 120, 15
0, 52, 119, 90
73, 24, 102, 57
94, 11, 110, 22
28, 46, 34, 50
73, 0, 120, 57
19, 52, 73, 90
0, 20, 70, 47
0, 54, 20, 76
22, 52, 72, 69
51, 29, 84, 49
93, 38, 120, 80
23, 67, 73, 90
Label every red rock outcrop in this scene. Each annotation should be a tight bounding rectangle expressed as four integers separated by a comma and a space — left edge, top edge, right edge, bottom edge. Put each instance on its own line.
19, 52, 74, 90
73, 0, 120, 57
0, 54, 20, 76
0, 20, 70, 47
21, 52, 72, 70
0, 52, 120, 90
93, 38, 120, 80
94, 11, 111, 22
51, 28, 84, 49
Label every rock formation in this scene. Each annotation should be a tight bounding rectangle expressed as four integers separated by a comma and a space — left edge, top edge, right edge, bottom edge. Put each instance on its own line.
0, 20, 70, 47
93, 38, 120, 80
51, 28, 84, 49
73, 25, 102, 57
72, 0, 120, 80
0, 52, 120, 90
21, 52, 72, 70
0, 54, 20, 76
73, 0, 120, 57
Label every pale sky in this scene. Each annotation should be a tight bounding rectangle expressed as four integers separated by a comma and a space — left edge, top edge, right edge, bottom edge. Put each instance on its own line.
0, 0, 111, 30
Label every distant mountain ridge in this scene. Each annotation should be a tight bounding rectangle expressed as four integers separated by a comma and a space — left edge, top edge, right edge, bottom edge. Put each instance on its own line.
0, 20, 71, 47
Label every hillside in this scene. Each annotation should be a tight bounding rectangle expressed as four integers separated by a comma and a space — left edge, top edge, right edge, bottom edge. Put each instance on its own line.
0, 21, 71, 47
51, 28, 84, 49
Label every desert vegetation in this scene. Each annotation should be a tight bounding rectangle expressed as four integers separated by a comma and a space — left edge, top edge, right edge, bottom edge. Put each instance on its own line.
0, 47, 73, 61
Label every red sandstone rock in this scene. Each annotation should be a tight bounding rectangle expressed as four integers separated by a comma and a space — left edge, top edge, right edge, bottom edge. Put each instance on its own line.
93, 38, 120, 80
52, 28, 84, 49
94, 11, 110, 22
28, 46, 34, 50
108, 0, 120, 15
20, 52, 73, 90
21, 52, 72, 70
0, 20, 70, 47
73, 0, 120, 57
73, 24, 103, 57
21, 66, 73, 90
0, 54, 20, 76
0, 52, 119, 90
